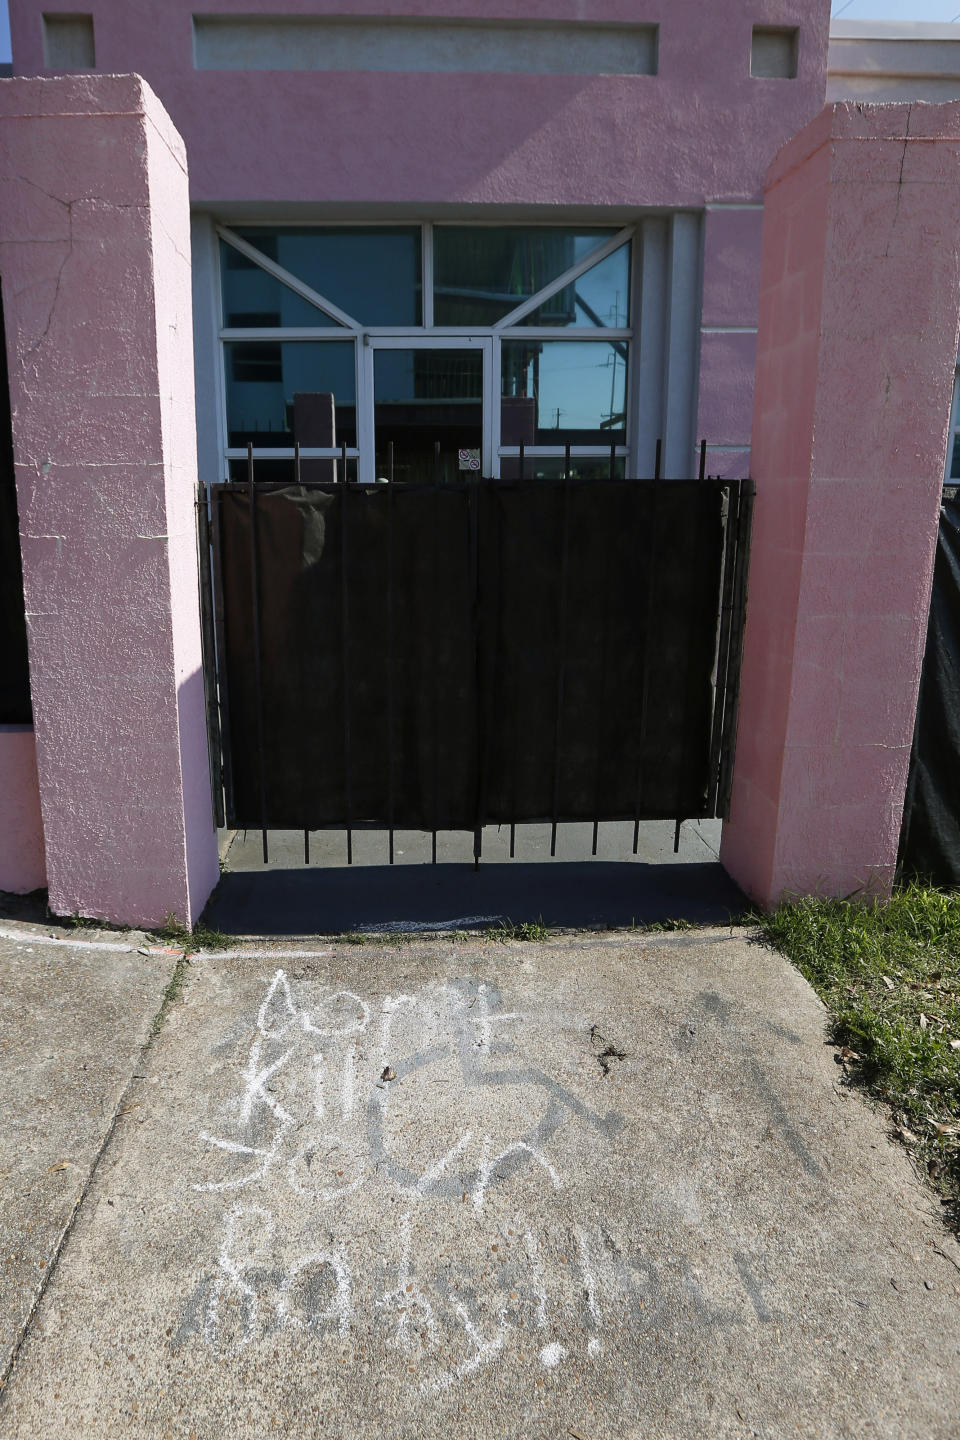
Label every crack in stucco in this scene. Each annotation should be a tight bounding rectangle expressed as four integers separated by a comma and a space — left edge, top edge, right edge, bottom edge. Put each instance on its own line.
21, 202, 73, 361
2, 145, 147, 361
884, 106, 911, 261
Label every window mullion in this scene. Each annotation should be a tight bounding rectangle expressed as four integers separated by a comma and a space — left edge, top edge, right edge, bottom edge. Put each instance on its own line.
494, 225, 635, 330
422, 223, 434, 328
218, 225, 363, 332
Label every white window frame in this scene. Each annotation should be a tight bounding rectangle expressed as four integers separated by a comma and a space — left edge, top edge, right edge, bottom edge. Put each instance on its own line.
215, 221, 635, 481
947, 367, 960, 485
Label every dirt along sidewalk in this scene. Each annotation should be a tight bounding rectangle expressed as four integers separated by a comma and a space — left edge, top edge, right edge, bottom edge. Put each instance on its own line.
1, 921, 959, 1439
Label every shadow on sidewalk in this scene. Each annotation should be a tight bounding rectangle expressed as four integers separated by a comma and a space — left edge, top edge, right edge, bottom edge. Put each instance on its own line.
203, 859, 747, 936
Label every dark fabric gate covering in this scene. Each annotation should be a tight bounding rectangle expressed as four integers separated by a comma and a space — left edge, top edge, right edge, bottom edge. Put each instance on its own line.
899, 491, 960, 886
214, 479, 736, 832
0, 289, 31, 726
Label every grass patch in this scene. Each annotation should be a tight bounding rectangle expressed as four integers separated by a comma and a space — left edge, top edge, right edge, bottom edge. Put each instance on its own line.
491, 918, 549, 942
757, 883, 960, 1228
156, 914, 232, 954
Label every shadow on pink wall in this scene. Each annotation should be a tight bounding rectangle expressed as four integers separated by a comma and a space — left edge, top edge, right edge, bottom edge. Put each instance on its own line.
0, 726, 46, 894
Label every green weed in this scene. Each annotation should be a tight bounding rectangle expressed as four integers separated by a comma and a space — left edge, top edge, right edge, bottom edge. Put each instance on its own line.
757, 882, 960, 1228
148, 953, 189, 1044
491, 918, 550, 942
156, 913, 232, 953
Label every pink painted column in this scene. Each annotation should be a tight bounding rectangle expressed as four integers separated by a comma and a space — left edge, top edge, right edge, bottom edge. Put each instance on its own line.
721, 101, 960, 908
0, 74, 219, 927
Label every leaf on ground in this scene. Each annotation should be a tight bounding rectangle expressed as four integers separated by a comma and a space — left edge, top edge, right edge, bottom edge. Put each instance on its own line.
881, 975, 895, 990
45, 1161, 70, 1173
896, 1126, 919, 1144
920, 1013, 929, 1030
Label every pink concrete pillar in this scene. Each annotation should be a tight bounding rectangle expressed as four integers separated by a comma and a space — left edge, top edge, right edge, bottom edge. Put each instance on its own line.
0, 75, 219, 927
721, 101, 960, 908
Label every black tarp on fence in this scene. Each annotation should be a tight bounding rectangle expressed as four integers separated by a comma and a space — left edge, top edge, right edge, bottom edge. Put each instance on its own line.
210, 476, 751, 835
0, 286, 31, 726
899, 490, 960, 886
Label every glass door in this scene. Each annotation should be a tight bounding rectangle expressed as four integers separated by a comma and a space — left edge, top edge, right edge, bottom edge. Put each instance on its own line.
362, 336, 492, 484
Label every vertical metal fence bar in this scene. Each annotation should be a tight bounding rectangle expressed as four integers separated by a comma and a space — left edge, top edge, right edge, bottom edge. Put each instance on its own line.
509, 443, 525, 858
707, 480, 742, 816
609, 442, 616, 481
717, 478, 755, 816
550, 443, 573, 857
431, 439, 441, 865
297, 446, 309, 866
340, 438, 354, 865
387, 440, 395, 866
471, 477, 483, 870
302, 434, 309, 852
672, 457, 713, 835
195, 482, 225, 830
247, 444, 270, 864
591, 460, 617, 857
633, 438, 662, 853
209, 484, 236, 826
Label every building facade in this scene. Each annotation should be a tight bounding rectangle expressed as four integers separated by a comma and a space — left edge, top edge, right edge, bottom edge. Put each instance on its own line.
7, 1, 831, 494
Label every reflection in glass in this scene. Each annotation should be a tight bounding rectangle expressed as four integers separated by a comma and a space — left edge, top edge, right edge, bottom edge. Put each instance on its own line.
499, 455, 626, 481
374, 349, 483, 483
433, 227, 616, 326
220, 241, 338, 328
233, 228, 421, 325
227, 455, 360, 484
501, 341, 627, 444
524, 245, 630, 328
225, 341, 356, 447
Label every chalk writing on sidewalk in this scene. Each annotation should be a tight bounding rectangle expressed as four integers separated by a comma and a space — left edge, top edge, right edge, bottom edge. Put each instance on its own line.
184, 969, 775, 1389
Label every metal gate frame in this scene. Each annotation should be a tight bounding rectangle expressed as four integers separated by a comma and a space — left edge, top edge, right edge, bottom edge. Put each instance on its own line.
197, 441, 753, 866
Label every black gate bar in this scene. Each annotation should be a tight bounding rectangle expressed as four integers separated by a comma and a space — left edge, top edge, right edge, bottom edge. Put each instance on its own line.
632, 437, 663, 854
340, 438, 354, 864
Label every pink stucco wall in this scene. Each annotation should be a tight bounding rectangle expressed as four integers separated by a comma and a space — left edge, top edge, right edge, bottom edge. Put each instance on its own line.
0, 727, 46, 894
9, 2, 829, 209
0, 74, 220, 927
721, 101, 960, 908
9, 1, 831, 470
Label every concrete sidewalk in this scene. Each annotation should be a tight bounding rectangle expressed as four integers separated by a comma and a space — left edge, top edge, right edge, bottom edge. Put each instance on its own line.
1, 923, 959, 1438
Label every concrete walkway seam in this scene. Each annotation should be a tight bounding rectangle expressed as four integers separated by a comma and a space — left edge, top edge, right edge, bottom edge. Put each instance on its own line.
0, 949, 185, 1401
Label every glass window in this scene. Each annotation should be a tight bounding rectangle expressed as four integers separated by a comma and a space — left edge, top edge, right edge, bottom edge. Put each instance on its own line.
524, 244, 630, 328
433, 227, 617, 326
949, 372, 960, 481
374, 348, 483, 483
220, 241, 339, 328
232, 227, 422, 325
499, 456, 625, 480
224, 341, 356, 447
501, 340, 627, 444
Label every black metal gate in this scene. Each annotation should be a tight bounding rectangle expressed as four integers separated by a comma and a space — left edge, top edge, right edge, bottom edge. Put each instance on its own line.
0, 285, 32, 727
198, 445, 752, 865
